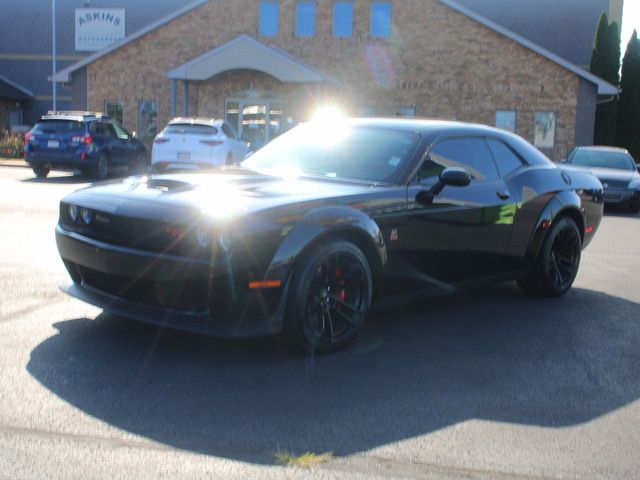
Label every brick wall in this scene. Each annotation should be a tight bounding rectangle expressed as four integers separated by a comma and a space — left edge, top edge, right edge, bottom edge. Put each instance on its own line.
86, 0, 582, 159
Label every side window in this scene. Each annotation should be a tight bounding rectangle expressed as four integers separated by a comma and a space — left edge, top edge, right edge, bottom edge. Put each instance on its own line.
112, 123, 130, 140
486, 138, 524, 178
221, 123, 235, 140
418, 138, 499, 183
370, 2, 391, 38
295, 1, 315, 37
333, 1, 353, 38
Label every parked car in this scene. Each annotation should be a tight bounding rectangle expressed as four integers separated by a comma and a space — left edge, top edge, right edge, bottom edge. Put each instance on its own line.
24, 111, 147, 179
561, 146, 640, 213
56, 118, 603, 352
151, 117, 247, 172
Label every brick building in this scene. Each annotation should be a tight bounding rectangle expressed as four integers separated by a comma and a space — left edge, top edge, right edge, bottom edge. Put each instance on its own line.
52, 0, 617, 159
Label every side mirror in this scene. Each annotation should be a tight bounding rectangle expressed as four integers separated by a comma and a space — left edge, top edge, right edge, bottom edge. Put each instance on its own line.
415, 167, 471, 205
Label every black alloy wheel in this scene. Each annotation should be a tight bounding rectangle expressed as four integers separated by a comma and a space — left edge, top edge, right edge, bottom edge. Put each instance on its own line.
32, 164, 50, 179
518, 217, 581, 297
285, 240, 372, 352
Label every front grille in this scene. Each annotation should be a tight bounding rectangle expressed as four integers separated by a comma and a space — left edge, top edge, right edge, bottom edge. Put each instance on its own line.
61, 206, 198, 256
601, 180, 628, 190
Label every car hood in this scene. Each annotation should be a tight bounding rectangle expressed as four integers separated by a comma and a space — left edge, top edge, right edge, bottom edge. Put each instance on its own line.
561, 164, 637, 183
63, 169, 380, 223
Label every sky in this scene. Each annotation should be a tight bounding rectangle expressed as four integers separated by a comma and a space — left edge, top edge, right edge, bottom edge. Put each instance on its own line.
621, 0, 639, 54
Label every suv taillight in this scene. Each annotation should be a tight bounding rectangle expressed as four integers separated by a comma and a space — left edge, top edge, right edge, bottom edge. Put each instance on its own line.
154, 137, 170, 144
72, 135, 92, 144
24, 132, 30, 143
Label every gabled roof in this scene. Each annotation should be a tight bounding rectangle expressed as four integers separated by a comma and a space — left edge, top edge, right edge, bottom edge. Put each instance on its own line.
439, 0, 619, 96
0, 74, 34, 101
52, 0, 208, 83
166, 35, 334, 83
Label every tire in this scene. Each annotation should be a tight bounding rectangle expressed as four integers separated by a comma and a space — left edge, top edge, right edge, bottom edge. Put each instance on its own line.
284, 240, 373, 352
517, 217, 582, 297
32, 164, 50, 178
92, 153, 110, 180
629, 203, 640, 214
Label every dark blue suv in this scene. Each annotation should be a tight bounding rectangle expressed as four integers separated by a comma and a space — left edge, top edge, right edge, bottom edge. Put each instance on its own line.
24, 111, 147, 179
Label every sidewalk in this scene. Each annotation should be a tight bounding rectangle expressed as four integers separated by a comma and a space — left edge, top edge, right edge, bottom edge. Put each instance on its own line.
0, 157, 27, 168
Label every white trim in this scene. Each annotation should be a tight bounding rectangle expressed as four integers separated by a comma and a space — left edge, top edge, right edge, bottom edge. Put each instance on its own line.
438, 0, 619, 96
0, 74, 34, 98
51, 0, 208, 83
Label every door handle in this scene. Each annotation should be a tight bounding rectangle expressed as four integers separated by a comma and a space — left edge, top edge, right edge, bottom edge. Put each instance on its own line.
496, 191, 510, 200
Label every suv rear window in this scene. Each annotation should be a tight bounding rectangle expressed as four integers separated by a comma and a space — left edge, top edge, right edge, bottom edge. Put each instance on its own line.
33, 120, 84, 134
164, 124, 218, 135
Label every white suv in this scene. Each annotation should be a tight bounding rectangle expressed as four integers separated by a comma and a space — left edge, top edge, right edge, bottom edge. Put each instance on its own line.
151, 117, 247, 171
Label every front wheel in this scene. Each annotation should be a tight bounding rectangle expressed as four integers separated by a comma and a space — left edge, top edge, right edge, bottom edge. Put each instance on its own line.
284, 240, 373, 352
517, 217, 582, 297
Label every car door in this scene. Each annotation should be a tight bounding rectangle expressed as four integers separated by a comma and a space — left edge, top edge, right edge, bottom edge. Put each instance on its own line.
400, 136, 517, 287
110, 122, 135, 165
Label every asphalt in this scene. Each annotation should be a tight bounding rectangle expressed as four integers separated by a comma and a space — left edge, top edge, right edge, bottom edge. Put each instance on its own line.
0, 165, 639, 479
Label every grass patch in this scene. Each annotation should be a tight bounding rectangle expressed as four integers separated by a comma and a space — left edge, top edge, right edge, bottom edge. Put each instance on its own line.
274, 450, 333, 468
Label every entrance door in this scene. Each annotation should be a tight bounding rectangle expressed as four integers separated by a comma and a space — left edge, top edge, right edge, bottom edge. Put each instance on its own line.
225, 96, 283, 151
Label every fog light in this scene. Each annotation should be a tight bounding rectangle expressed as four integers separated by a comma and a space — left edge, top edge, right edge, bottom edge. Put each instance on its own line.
68, 204, 78, 222
80, 207, 93, 224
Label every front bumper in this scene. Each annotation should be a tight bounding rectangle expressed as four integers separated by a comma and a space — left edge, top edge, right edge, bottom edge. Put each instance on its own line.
56, 225, 286, 337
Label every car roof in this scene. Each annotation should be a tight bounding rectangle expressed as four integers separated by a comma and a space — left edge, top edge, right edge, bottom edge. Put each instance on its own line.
167, 116, 223, 127
574, 145, 630, 154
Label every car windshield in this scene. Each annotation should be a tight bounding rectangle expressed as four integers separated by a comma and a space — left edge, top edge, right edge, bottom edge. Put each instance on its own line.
32, 120, 83, 134
242, 122, 420, 183
572, 150, 636, 170
164, 124, 218, 135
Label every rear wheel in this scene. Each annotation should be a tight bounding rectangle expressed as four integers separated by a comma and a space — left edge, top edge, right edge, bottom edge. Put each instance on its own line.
517, 217, 582, 297
629, 203, 640, 214
92, 153, 110, 180
284, 240, 372, 352
32, 164, 50, 178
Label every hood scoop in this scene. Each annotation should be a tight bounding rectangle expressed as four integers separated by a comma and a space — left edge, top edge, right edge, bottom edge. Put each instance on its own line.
146, 177, 196, 192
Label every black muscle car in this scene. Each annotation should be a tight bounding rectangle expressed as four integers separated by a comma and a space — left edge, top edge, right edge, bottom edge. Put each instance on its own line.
56, 118, 604, 351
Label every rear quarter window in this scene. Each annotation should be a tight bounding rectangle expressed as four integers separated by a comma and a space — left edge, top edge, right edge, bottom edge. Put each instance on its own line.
33, 120, 84, 134
164, 124, 218, 135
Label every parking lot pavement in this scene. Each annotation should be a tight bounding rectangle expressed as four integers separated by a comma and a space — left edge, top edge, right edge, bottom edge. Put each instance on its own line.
0, 165, 639, 480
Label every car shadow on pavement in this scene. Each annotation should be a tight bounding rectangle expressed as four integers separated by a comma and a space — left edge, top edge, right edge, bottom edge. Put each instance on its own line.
26, 285, 640, 464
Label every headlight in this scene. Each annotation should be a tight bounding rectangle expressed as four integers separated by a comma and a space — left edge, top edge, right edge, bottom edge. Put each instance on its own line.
68, 204, 78, 222
80, 207, 93, 225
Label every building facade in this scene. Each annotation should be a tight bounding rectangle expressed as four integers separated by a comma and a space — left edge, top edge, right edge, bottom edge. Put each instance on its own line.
54, 0, 616, 159
0, 0, 622, 133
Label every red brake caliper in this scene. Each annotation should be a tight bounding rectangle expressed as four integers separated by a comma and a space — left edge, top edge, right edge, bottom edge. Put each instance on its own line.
335, 268, 346, 303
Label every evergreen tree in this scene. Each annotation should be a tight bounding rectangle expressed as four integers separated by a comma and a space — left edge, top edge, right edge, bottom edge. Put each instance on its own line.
617, 31, 640, 161
590, 12, 621, 145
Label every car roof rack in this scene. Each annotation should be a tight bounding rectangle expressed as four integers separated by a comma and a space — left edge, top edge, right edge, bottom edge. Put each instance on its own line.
43, 110, 111, 120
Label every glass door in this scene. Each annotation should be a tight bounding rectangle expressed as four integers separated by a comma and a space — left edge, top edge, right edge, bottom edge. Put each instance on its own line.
225, 95, 283, 151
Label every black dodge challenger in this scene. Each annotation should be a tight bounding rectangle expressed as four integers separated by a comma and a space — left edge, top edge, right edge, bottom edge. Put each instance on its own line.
56, 118, 603, 351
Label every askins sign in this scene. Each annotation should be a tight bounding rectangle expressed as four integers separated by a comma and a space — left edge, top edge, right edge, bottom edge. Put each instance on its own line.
75, 8, 125, 52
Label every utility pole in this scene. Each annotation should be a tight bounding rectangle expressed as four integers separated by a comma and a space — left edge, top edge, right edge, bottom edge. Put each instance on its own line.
52, 0, 57, 112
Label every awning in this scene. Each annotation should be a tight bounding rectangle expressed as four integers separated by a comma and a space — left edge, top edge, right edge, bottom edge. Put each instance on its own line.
166, 34, 336, 84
